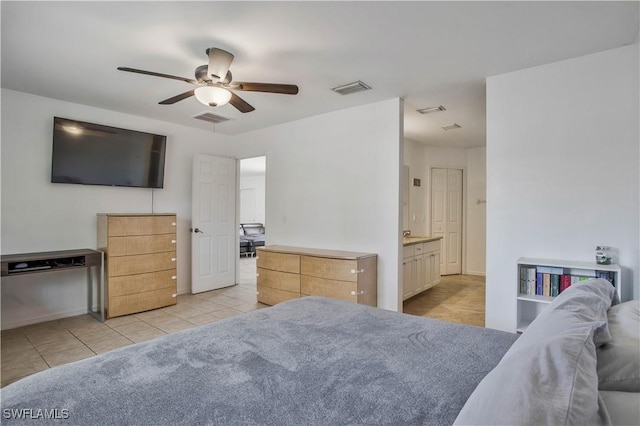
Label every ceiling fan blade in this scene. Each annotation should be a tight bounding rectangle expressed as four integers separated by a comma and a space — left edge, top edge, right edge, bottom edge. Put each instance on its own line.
159, 90, 195, 105
206, 48, 234, 83
117, 67, 198, 84
231, 82, 299, 95
229, 92, 255, 113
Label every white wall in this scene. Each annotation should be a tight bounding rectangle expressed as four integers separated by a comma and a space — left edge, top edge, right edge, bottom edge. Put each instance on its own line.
486, 45, 639, 332
239, 174, 266, 224
0, 89, 240, 329
466, 147, 486, 275
403, 138, 427, 236
234, 98, 404, 311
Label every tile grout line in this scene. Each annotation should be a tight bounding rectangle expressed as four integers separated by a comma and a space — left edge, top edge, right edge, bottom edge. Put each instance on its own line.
2, 264, 259, 386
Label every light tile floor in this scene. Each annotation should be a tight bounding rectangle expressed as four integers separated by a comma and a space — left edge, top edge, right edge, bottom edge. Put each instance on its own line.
403, 274, 486, 327
2, 258, 485, 387
1, 257, 262, 388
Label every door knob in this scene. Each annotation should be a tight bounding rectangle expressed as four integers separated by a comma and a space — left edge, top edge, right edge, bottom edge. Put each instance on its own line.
192, 228, 204, 233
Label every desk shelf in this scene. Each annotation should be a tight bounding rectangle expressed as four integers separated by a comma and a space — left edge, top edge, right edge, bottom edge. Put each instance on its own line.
1, 249, 104, 321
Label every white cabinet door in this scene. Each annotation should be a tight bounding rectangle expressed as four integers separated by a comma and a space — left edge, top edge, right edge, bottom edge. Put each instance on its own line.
403, 257, 415, 299
416, 253, 429, 292
431, 251, 441, 285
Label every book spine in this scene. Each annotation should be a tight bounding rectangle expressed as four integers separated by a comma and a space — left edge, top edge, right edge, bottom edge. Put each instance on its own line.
536, 272, 543, 296
543, 273, 551, 297
528, 267, 536, 295
550, 274, 560, 297
596, 270, 615, 287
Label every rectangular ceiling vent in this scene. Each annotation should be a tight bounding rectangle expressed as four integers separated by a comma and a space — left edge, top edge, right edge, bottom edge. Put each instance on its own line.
417, 105, 446, 114
442, 123, 461, 131
331, 80, 372, 95
193, 112, 234, 124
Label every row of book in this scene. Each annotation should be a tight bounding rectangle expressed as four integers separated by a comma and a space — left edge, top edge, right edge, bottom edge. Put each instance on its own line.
519, 266, 616, 297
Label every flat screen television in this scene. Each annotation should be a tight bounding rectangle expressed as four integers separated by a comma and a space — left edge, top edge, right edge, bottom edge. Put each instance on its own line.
51, 117, 167, 189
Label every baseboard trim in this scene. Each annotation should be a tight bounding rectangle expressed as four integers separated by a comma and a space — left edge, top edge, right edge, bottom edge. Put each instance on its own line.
465, 270, 486, 277
1, 307, 89, 331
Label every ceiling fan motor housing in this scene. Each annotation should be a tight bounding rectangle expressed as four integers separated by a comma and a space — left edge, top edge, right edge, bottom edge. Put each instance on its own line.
206, 48, 234, 82
196, 65, 232, 85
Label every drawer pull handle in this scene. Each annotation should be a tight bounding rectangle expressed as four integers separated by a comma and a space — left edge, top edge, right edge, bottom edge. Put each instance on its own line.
256, 256, 259, 260
172, 276, 177, 280
171, 222, 176, 226
172, 294, 177, 298
350, 269, 365, 274
171, 258, 176, 262
350, 291, 365, 296
256, 273, 259, 277
171, 240, 177, 244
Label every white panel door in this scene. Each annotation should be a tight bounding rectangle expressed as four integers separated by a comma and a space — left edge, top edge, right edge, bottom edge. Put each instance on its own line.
431, 168, 463, 275
446, 169, 463, 274
431, 168, 447, 264
192, 154, 236, 293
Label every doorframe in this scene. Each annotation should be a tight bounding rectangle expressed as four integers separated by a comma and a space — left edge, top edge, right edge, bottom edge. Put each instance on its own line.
427, 164, 467, 275
235, 154, 267, 284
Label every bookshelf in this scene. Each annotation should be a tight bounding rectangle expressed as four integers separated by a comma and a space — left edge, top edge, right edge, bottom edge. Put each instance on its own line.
516, 257, 622, 333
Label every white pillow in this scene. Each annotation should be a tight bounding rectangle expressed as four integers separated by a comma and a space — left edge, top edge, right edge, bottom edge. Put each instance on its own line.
509, 278, 615, 354
597, 300, 640, 391
455, 279, 618, 425
454, 325, 606, 425
599, 391, 640, 426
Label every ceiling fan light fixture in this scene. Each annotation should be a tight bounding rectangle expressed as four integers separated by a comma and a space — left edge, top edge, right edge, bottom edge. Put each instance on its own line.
194, 86, 232, 107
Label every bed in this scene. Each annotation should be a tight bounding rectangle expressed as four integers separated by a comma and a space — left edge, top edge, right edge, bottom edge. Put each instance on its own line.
1, 279, 638, 425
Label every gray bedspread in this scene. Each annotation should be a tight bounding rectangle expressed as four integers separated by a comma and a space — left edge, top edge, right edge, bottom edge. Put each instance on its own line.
1, 297, 517, 425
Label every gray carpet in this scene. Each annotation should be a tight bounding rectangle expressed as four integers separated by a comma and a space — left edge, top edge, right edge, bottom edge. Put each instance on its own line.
1, 297, 518, 425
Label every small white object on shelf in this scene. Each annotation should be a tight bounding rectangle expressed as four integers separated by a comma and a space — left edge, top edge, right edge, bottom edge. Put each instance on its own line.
595, 245, 613, 265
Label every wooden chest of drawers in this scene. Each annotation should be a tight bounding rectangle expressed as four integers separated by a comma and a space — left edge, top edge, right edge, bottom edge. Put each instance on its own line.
256, 246, 377, 307
98, 214, 177, 318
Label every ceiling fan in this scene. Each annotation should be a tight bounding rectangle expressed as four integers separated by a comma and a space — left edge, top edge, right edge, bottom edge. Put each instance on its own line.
118, 48, 298, 113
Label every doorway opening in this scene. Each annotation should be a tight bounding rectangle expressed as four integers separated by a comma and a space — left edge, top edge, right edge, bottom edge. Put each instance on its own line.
238, 156, 266, 286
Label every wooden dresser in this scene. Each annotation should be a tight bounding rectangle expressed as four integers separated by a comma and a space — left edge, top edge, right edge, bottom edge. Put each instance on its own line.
97, 213, 177, 318
256, 245, 377, 307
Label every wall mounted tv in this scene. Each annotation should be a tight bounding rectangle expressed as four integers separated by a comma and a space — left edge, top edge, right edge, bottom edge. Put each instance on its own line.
51, 117, 167, 189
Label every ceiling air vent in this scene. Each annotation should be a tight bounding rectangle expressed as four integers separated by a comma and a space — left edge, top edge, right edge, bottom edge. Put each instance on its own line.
442, 123, 461, 131
417, 105, 446, 114
193, 112, 234, 124
331, 80, 372, 95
